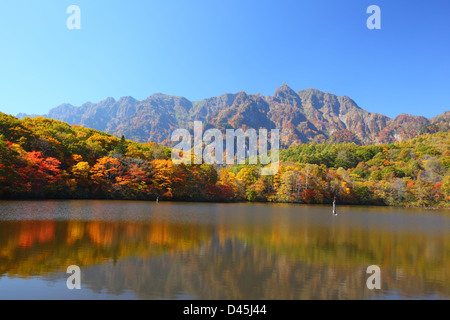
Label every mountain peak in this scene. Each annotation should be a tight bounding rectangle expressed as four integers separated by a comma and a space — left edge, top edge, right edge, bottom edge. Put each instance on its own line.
394, 113, 428, 122
274, 84, 297, 97
117, 96, 138, 104
94, 97, 116, 107
236, 90, 247, 97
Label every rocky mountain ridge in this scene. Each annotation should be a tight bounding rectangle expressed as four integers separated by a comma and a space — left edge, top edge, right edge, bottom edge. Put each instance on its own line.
17, 85, 449, 146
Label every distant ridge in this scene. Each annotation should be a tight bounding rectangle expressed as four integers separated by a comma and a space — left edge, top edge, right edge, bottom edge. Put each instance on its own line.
17, 85, 449, 146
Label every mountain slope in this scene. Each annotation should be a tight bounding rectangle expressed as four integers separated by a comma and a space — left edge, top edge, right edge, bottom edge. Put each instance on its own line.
18, 85, 449, 146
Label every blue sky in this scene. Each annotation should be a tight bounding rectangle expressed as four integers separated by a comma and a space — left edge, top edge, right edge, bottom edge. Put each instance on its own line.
0, 0, 448, 118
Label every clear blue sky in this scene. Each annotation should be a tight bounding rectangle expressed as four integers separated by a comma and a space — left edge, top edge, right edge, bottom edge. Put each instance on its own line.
0, 0, 448, 118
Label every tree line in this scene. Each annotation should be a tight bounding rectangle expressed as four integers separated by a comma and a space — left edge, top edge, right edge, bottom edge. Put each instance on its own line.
0, 113, 448, 208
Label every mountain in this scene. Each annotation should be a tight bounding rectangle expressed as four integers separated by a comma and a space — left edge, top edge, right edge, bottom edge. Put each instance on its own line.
17, 85, 449, 146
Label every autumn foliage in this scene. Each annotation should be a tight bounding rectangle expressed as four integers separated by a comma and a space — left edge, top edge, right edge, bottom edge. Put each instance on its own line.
0, 113, 448, 208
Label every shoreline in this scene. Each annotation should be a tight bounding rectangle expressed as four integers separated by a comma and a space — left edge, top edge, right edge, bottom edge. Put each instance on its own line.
0, 197, 448, 211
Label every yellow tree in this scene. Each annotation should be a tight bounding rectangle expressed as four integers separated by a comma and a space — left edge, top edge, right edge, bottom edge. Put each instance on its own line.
150, 159, 174, 199
71, 161, 91, 192
90, 156, 121, 195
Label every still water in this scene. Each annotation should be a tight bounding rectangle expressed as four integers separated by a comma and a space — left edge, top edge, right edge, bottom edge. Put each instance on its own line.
0, 200, 448, 300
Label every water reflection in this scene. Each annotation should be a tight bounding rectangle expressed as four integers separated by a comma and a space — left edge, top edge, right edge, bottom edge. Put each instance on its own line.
0, 201, 448, 299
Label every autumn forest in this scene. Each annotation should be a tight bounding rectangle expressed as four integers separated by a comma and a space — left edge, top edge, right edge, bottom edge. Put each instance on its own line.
0, 112, 449, 208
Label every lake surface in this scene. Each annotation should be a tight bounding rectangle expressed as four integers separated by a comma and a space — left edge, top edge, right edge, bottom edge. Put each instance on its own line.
0, 200, 448, 300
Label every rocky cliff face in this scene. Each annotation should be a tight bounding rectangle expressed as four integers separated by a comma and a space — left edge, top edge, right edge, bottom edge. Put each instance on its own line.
21, 85, 448, 146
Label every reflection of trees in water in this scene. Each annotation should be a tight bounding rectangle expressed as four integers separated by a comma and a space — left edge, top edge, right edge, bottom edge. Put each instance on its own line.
81, 238, 447, 300
0, 220, 213, 277
0, 219, 448, 299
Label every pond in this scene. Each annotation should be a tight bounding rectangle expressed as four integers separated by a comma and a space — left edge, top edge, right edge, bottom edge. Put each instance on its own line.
0, 200, 448, 299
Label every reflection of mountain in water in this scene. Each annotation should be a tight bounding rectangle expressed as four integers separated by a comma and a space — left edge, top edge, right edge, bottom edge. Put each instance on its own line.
81, 237, 443, 300
0, 217, 448, 299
